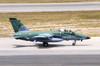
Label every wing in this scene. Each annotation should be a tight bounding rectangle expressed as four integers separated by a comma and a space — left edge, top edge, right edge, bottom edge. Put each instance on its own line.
34, 33, 53, 39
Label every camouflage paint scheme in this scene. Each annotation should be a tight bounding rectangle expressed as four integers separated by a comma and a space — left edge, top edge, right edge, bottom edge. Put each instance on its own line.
9, 18, 90, 47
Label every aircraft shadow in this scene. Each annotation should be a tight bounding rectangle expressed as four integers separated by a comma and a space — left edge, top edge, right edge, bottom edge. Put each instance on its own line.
14, 44, 35, 48
13, 44, 66, 48
35, 43, 89, 49
35, 44, 66, 49
13, 44, 89, 48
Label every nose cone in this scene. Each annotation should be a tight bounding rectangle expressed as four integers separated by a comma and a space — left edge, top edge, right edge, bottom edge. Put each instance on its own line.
86, 36, 90, 39
73, 32, 90, 40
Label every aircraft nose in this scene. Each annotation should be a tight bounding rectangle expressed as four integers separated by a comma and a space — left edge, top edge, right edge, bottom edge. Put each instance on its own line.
86, 36, 90, 39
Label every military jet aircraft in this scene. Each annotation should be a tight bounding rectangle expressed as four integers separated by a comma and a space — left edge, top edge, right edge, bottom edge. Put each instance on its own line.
9, 18, 90, 47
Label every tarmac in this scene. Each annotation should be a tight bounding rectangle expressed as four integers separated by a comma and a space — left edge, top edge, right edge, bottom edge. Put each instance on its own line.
0, 37, 100, 56
0, 37, 100, 66
0, 2, 100, 12
0, 55, 100, 66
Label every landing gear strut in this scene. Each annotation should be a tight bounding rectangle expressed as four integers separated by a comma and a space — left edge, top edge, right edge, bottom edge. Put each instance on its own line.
72, 40, 76, 46
43, 42, 49, 47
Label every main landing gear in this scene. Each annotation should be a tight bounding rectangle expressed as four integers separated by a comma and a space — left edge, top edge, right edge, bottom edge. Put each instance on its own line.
43, 42, 49, 47
72, 40, 76, 46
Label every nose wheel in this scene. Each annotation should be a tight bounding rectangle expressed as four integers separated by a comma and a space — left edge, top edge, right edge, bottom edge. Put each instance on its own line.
43, 42, 49, 47
72, 40, 76, 46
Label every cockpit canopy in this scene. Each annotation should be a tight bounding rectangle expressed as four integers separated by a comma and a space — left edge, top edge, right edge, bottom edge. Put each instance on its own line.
60, 29, 73, 33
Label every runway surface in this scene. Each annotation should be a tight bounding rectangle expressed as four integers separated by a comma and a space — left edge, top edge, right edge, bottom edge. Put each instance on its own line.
0, 37, 100, 56
0, 55, 100, 66
0, 2, 100, 12
0, 37, 100, 66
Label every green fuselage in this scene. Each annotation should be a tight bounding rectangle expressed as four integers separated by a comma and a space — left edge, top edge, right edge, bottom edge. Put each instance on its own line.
9, 18, 90, 46
14, 29, 88, 41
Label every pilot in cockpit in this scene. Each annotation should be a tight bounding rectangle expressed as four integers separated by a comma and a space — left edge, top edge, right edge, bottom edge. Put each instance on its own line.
60, 29, 73, 34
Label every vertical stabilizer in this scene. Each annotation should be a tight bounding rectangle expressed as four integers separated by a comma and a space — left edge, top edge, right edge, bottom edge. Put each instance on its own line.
9, 18, 30, 33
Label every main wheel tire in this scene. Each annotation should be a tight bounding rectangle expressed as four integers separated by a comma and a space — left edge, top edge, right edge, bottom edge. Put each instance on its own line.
72, 43, 75, 46
43, 42, 48, 47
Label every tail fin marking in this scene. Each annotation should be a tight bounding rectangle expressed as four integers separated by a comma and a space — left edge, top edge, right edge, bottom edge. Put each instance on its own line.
9, 18, 30, 33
